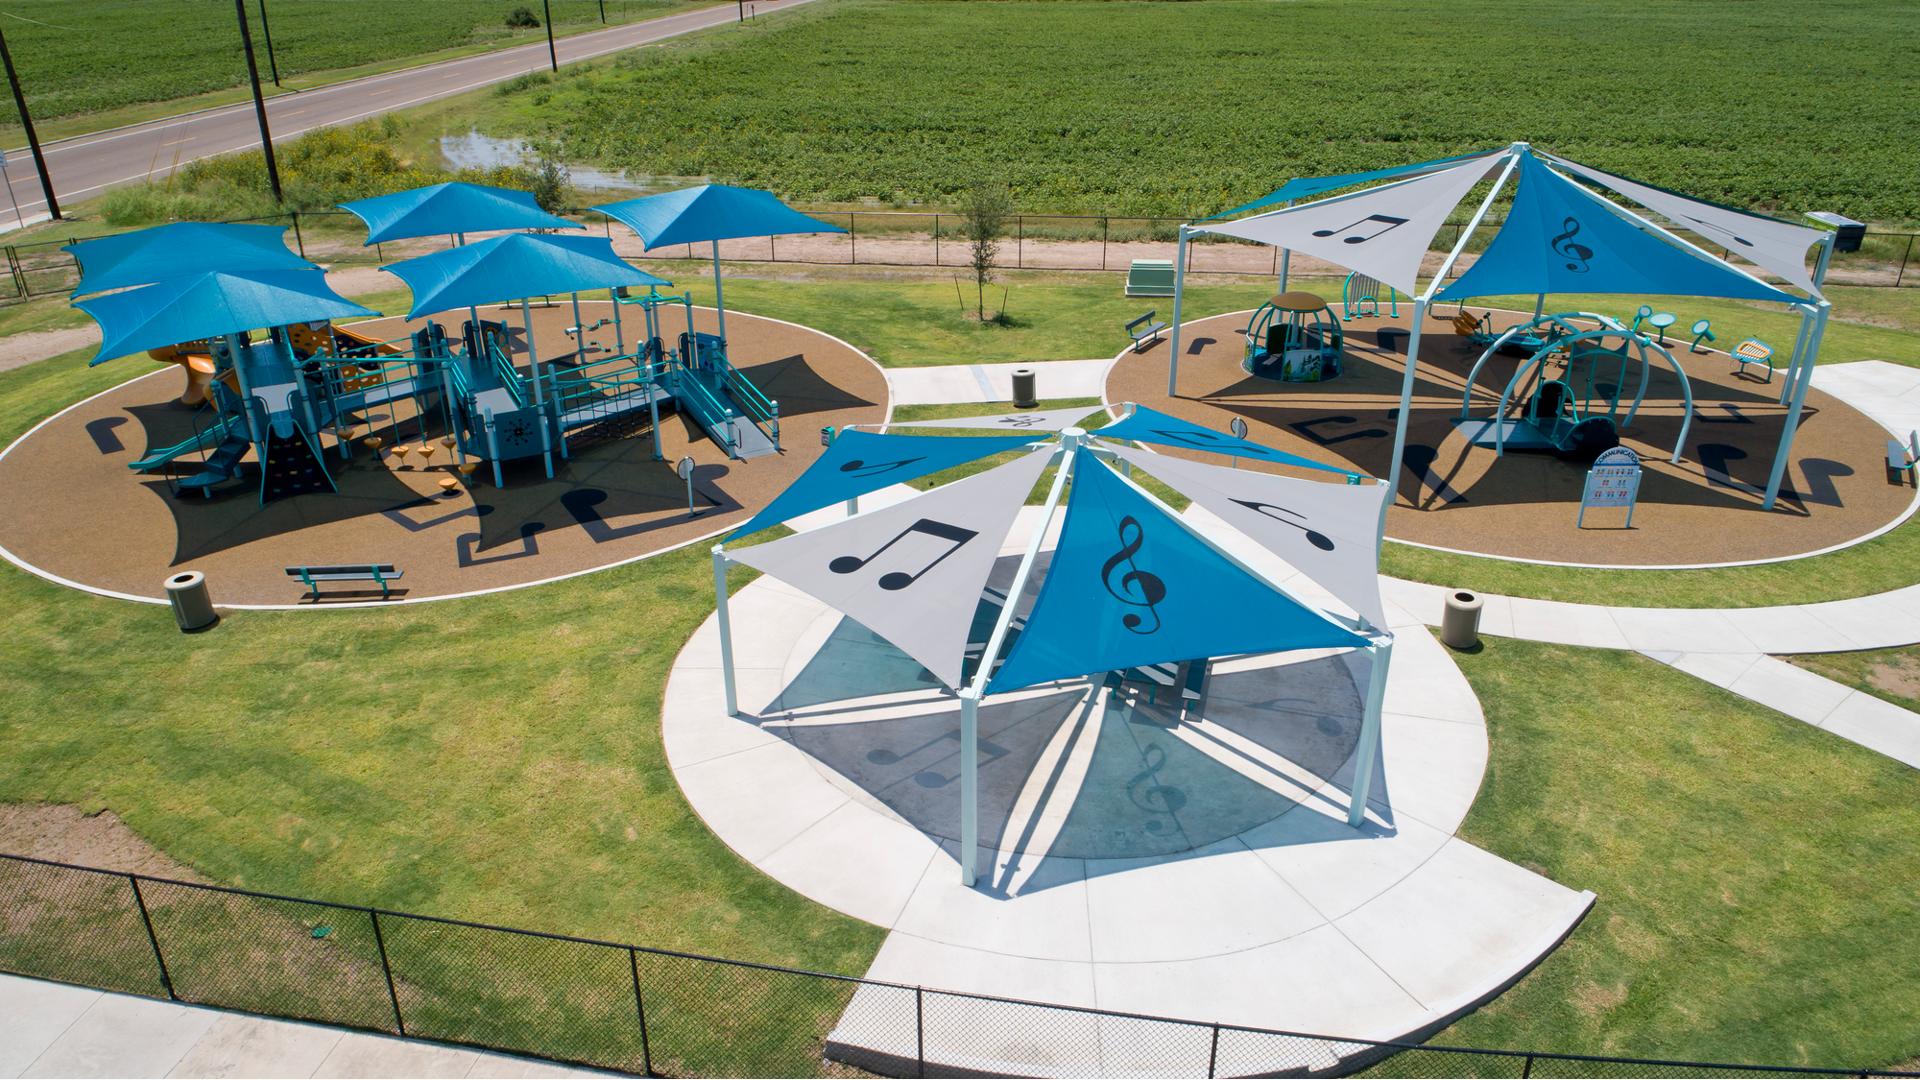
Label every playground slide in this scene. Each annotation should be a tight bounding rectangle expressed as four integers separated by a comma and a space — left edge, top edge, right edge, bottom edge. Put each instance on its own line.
128, 414, 241, 472
147, 344, 218, 406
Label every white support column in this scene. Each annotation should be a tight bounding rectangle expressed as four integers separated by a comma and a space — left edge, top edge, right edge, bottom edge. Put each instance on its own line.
1346, 636, 1393, 827
955, 437, 1079, 885
522, 297, 554, 478
1276, 201, 1293, 292
712, 241, 727, 343
1777, 304, 1816, 405
1762, 301, 1831, 511
1165, 225, 1190, 397
712, 545, 738, 716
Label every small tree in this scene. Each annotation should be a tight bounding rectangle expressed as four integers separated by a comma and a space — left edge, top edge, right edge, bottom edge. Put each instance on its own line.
961, 182, 1012, 322
506, 6, 541, 27
525, 142, 572, 212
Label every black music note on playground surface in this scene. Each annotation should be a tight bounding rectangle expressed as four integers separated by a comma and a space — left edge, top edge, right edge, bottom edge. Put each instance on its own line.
829, 517, 979, 590
1551, 216, 1593, 273
840, 454, 926, 478
1313, 213, 1410, 245
1101, 515, 1169, 635
1228, 499, 1335, 551
1151, 428, 1271, 457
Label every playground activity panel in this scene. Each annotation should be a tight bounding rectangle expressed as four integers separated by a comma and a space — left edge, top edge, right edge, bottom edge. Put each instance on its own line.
0, 302, 887, 604
1107, 304, 1912, 566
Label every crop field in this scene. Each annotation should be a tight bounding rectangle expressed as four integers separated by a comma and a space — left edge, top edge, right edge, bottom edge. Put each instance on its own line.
469, 0, 1920, 222
0, 0, 698, 122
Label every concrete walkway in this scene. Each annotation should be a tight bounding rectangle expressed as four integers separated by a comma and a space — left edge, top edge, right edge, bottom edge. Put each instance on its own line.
885, 358, 1113, 406
1643, 653, 1920, 768
0, 974, 601, 1078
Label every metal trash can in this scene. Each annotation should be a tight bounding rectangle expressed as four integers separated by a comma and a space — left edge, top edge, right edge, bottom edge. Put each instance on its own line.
1805, 211, 1866, 254
1441, 590, 1482, 650
1011, 368, 1038, 408
164, 571, 218, 633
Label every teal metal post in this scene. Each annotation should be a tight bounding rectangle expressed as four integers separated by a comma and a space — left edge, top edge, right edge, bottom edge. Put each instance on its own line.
1761, 301, 1831, 511
712, 241, 727, 343
521, 297, 554, 479
1166, 225, 1189, 397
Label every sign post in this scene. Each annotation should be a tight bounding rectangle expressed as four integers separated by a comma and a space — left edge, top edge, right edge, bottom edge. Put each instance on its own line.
676, 455, 698, 515
1578, 446, 1642, 528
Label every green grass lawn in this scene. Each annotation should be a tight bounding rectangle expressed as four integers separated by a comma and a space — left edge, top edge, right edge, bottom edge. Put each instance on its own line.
1434, 638, 1920, 1070
0, 0, 714, 144
1785, 646, 1920, 714
449, 0, 1920, 223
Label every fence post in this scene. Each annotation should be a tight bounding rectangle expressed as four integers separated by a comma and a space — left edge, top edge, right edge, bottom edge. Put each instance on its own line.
1101, 216, 1108, 271
768, 234, 775, 262
126, 876, 176, 1001
1897, 234, 1914, 288
849, 213, 857, 265
369, 910, 406, 1035
628, 948, 653, 1076
290, 211, 305, 258
934, 213, 940, 266
1016, 214, 1023, 269
1521, 1051, 1535, 1078
915, 986, 925, 1077
1207, 1023, 1220, 1077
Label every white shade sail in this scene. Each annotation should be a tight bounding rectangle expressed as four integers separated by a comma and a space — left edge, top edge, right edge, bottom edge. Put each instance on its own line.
729, 446, 1055, 688
1192, 154, 1506, 296
1110, 443, 1390, 627
893, 406, 1104, 433
1541, 152, 1825, 296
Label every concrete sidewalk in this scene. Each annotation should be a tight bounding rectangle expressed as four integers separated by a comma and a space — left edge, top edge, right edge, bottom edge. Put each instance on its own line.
885, 358, 1112, 406
0, 974, 602, 1079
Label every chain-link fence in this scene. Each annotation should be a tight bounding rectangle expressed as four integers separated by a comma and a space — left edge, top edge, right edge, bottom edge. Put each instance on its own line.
4, 205, 1914, 306
3, 852, 1916, 1078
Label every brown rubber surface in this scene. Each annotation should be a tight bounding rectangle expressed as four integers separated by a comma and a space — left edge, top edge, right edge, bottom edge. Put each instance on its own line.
0, 303, 887, 604
1106, 307, 1912, 565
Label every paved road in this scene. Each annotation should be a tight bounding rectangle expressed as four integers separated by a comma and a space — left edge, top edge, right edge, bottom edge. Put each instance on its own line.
3, 0, 815, 219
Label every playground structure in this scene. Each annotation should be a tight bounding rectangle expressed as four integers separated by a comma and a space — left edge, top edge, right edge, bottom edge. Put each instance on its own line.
1242, 291, 1344, 381
1340, 271, 1400, 321
1454, 311, 1694, 465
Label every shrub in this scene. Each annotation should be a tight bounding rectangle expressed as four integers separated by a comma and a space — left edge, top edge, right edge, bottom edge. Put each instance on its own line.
505, 6, 540, 28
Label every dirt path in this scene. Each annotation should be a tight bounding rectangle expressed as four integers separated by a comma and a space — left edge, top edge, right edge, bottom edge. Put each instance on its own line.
0, 804, 199, 879
0, 326, 98, 372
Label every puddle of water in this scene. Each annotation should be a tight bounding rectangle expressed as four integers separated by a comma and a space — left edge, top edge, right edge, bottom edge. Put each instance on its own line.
439, 130, 660, 194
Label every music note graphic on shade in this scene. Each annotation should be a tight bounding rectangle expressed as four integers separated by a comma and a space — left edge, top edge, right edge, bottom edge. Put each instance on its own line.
1312, 213, 1410, 245
1229, 499, 1335, 551
1100, 515, 1168, 634
829, 518, 979, 590
839, 454, 927, 478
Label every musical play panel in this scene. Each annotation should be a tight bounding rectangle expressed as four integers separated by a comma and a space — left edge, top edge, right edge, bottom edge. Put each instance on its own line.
0, 304, 887, 605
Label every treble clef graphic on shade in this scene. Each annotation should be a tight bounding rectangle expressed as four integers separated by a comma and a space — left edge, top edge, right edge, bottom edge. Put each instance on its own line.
1550, 216, 1593, 273
1100, 515, 1168, 634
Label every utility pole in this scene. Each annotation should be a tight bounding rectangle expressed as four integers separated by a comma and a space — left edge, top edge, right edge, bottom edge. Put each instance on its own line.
234, 0, 282, 201
737, 0, 744, 21
542, 0, 558, 72
598, 0, 606, 23
0, 26, 58, 220
256, 0, 280, 87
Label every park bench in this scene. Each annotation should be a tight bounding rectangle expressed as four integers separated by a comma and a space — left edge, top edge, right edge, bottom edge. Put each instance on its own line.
1126, 310, 1169, 352
1888, 431, 1919, 486
1125, 259, 1177, 298
286, 564, 404, 601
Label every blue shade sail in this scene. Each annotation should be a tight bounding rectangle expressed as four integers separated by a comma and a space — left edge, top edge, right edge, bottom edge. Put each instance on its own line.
77, 269, 378, 365
1436, 153, 1799, 305
728, 430, 1046, 539
338, 182, 581, 245
985, 455, 1367, 694
1200, 149, 1504, 223
67, 223, 315, 297
1098, 405, 1359, 478
380, 233, 670, 317
594, 184, 846, 248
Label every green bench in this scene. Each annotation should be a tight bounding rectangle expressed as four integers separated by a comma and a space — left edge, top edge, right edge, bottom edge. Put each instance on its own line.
286, 563, 404, 601
1125, 259, 1177, 298
1126, 310, 1169, 352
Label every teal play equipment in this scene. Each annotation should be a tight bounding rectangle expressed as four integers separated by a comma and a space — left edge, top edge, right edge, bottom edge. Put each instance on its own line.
1688, 318, 1715, 353
1456, 312, 1695, 465
1340, 272, 1400, 321
1242, 292, 1344, 381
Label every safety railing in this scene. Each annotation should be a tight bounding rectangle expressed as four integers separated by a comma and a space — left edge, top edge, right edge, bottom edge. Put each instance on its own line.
4, 852, 1917, 1079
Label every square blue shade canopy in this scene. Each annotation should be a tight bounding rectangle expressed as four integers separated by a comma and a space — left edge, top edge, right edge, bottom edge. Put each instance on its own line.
76, 268, 378, 365
66, 222, 316, 297
339, 182, 581, 245
594, 184, 846, 248
985, 454, 1367, 694
380, 232, 671, 318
